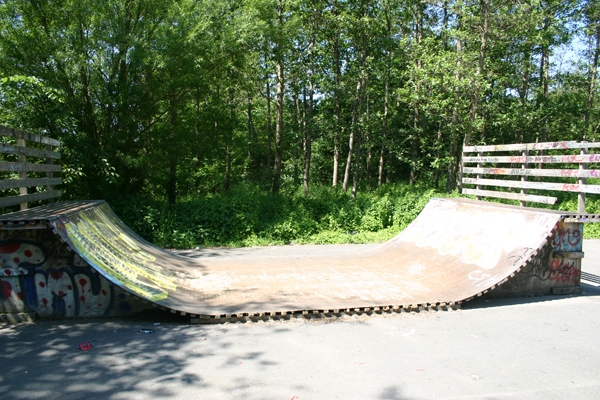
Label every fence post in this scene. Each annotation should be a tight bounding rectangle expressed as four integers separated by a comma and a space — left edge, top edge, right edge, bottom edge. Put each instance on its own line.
46, 144, 54, 204
17, 138, 27, 210
578, 148, 587, 213
520, 149, 529, 207
476, 151, 482, 201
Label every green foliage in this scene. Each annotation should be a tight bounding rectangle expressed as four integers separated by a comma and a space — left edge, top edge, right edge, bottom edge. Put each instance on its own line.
0, 0, 598, 214
110, 182, 448, 248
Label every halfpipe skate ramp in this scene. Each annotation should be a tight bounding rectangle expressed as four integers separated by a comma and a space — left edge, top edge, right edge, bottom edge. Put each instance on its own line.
35, 197, 564, 316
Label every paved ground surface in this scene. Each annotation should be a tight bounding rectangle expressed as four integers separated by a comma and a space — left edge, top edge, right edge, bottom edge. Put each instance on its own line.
2, 241, 600, 400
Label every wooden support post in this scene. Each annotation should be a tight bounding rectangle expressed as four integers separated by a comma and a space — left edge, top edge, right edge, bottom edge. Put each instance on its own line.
579, 148, 587, 213
17, 138, 27, 210
458, 149, 464, 193
476, 151, 483, 201
46, 144, 54, 204
520, 149, 529, 207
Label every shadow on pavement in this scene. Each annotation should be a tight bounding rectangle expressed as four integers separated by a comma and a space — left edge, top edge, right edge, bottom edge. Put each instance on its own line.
0, 309, 296, 400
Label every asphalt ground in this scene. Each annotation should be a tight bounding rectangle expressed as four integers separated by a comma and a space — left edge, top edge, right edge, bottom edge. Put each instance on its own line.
1, 241, 600, 400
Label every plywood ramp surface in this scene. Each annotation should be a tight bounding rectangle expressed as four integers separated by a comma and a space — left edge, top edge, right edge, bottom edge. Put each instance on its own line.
46, 198, 561, 315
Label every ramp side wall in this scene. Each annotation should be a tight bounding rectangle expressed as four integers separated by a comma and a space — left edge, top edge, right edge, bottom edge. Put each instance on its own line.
486, 221, 582, 297
0, 226, 151, 321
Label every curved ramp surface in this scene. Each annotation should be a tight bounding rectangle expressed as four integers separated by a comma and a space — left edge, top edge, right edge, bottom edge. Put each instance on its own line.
46, 198, 562, 316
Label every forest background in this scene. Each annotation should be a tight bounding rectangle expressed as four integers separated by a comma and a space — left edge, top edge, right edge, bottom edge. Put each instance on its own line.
0, 0, 599, 248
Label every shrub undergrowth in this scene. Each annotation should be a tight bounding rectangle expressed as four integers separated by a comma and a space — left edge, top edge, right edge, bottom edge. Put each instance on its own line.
110, 183, 453, 249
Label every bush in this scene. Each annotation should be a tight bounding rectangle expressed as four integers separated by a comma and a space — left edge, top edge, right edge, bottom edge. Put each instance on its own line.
110, 182, 447, 248
110, 182, 600, 248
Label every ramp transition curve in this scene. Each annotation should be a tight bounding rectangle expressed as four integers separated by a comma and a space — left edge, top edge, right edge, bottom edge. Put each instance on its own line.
41, 197, 564, 317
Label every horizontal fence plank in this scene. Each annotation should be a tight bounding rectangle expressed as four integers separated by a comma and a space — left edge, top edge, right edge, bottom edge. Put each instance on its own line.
463, 141, 600, 153
0, 190, 62, 208
0, 126, 60, 147
463, 167, 600, 179
463, 154, 600, 164
0, 162, 61, 173
463, 177, 600, 194
462, 188, 557, 204
0, 143, 61, 159
0, 178, 62, 190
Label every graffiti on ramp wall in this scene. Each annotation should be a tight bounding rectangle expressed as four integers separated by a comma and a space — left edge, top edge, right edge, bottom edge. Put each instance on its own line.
0, 232, 144, 318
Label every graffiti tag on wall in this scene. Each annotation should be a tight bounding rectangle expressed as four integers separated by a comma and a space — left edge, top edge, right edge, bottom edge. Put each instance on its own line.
547, 259, 580, 284
0, 236, 141, 318
551, 222, 582, 252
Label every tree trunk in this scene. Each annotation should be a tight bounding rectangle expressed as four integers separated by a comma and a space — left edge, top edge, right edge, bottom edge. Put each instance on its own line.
447, 14, 463, 193
332, 0, 342, 188
351, 3, 368, 199
168, 158, 177, 204
247, 93, 254, 161
410, 3, 423, 185
379, 4, 393, 188
585, 24, 600, 141
225, 84, 234, 191
464, 0, 489, 147
303, 84, 312, 197
434, 121, 443, 188
304, 32, 315, 198
351, 125, 362, 199
537, 12, 550, 143
168, 96, 178, 204
195, 87, 201, 172
378, 49, 390, 188
518, 45, 531, 143
272, 0, 285, 194
410, 107, 419, 185
366, 95, 373, 189
266, 71, 273, 171
343, 80, 360, 192
294, 85, 302, 184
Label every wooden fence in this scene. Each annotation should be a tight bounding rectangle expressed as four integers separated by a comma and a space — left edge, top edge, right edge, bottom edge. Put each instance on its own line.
461, 141, 600, 213
0, 126, 62, 210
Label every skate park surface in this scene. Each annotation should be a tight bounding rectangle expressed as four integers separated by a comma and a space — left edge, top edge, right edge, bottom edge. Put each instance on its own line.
1, 241, 599, 400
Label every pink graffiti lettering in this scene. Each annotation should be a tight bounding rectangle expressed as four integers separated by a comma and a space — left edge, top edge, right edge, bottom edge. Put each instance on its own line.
560, 169, 578, 177
562, 184, 580, 192
590, 153, 600, 162
535, 141, 569, 150
561, 155, 584, 163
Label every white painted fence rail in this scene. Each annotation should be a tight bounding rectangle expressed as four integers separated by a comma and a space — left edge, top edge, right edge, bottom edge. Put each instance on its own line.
461, 140, 600, 214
